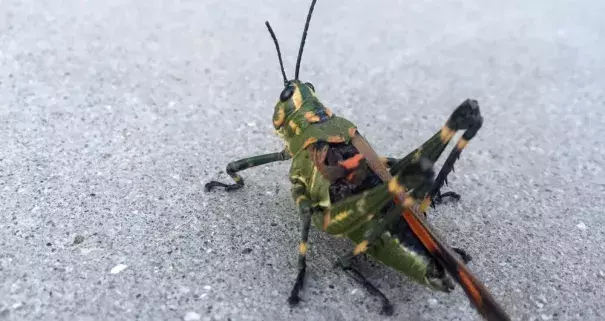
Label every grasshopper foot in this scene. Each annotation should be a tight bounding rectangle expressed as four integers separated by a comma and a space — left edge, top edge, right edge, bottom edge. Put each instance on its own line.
430, 191, 461, 208
453, 247, 472, 264
337, 262, 393, 316
381, 302, 394, 316
204, 181, 243, 192
287, 294, 301, 306
288, 266, 306, 307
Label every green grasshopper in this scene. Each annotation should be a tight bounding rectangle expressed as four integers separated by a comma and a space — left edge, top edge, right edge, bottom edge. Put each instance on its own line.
205, 1, 511, 320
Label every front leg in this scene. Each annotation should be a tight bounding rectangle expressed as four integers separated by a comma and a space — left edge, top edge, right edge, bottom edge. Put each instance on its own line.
205, 149, 291, 192
288, 180, 315, 305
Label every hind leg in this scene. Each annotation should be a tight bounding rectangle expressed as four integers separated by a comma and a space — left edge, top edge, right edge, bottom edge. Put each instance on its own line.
381, 99, 483, 211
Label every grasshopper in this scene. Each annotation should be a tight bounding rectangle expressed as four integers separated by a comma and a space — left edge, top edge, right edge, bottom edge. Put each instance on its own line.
205, 1, 511, 320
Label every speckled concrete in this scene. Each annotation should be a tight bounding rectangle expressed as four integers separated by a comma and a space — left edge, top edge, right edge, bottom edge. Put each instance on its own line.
1, 0, 604, 320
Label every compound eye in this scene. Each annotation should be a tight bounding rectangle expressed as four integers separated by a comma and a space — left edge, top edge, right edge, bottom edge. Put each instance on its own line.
280, 85, 294, 101
305, 82, 315, 92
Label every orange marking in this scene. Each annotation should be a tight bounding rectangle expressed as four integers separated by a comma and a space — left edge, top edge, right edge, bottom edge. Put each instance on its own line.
348, 127, 357, 137
322, 212, 331, 230
304, 111, 321, 123
456, 138, 469, 150
402, 209, 438, 252
403, 196, 415, 208
354, 240, 369, 255
273, 106, 285, 128
440, 125, 455, 143
458, 270, 483, 307
346, 171, 356, 182
338, 153, 365, 170
302, 137, 318, 148
326, 135, 345, 143
288, 120, 298, 133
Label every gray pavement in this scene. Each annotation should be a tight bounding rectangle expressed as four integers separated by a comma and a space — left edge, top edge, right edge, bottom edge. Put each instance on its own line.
1, 0, 605, 320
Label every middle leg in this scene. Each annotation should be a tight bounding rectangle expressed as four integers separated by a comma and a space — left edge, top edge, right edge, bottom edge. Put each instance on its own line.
327, 158, 436, 315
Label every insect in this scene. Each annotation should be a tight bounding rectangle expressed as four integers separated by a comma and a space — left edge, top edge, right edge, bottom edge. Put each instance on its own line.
204, 1, 511, 320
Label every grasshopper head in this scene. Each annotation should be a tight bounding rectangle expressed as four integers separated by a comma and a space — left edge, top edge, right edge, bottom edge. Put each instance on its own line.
272, 79, 334, 140
265, 0, 324, 138
272, 79, 322, 129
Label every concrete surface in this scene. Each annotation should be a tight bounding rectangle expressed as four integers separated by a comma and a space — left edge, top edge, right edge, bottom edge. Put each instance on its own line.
1, 0, 604, 320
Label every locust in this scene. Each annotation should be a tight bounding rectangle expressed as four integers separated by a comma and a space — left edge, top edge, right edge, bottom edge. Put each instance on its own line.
204, 1, 511, 320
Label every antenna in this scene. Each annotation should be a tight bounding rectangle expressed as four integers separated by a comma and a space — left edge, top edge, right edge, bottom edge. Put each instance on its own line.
265, 21, 288, 85
294, 0, 318, 80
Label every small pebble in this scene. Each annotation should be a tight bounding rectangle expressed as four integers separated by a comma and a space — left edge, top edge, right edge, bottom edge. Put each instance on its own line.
428, 298, 438, 306
576, 222, 587, 229
203, 285, 212, 291
110, 264, 128, 274
184, 311, 201, 321
242, 248, 253, 254
73, 235, 85, 245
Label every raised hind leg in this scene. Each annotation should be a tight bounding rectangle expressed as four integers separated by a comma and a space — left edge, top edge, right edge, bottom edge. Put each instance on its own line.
380, 99, 483, 210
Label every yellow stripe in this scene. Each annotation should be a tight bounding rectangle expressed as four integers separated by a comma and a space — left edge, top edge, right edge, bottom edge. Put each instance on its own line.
412, 147, 423, 161
456, 138, 469, 150
292, 85, 303, 110
419, 197, 431, 212
304, 111, 320, 123
354, 240, 369, 255
299, 242, 308, 255
440, 126, 455, 143
309, 165, 318, 192
296, 195, 307, 205
273, 106, 286, 128
334, 210, 350, 222
289, 120, 301, 135
303, 137, 318, 148
388, 179, 406, 195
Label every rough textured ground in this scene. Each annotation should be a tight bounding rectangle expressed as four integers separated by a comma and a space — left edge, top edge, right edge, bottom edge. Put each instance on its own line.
1, 0, 604, 320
